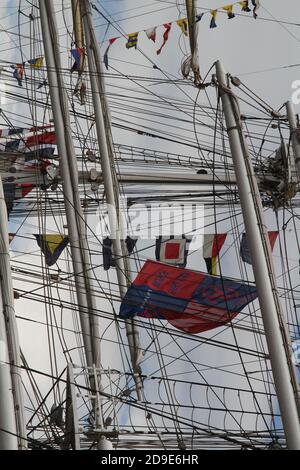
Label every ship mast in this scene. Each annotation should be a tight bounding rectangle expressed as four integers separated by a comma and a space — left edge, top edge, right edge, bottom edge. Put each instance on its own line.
185, 0, 201, 85
38, 0, 108, 446
216, 61, 300, 449
0, 178, 26, 449
80, 0, 143, 398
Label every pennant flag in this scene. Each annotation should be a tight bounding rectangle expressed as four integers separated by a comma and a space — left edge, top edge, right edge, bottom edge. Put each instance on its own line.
176, 18, 188, 36
8, 233, 15, 244
157, 23, 172, 55
12, 64, 24, 86
103, 236, 137, 271
251, 0, 260, 18
34, 234, 70, 266
15, 184, 34, 200
71, 48, 84, 72
239, 1, 251, 12
210, 10, 218, 28
203, 234, 227, 275
155, 236, 191, 267
37, 79, 47, 90
240, 231, 278, 265
4, 183, 34, 218
103, 37, 118, 70
28, 57, 44, 68
120, 260, 257, 334
223, 5, 235, 19
195, 13, 204, 23
145, 27, 157, 42
126, 32, 139, 49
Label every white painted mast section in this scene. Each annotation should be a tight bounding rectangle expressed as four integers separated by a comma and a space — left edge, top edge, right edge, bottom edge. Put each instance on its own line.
81, 0, 143, 398
216, 61, 300, 449
39, 2, 102, 382
0, 178, 26, 449
286, 101, 300, 178
185, 0, 201, 84
0, 178, 18, 449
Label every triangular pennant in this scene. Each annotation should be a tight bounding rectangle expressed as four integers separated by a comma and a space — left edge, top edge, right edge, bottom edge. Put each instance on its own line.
157, 23, 172, 55
28, 57, 44, 68
126, 32, 139, 49
203, 234, 227, 275
240, 231, 278, 265
103, 37, 118, 70
222, 5, 235, 19
195, 13, 204, 23
71, 48, 84, 72
145, 27, 157, 42
176, 18, 189, 36
12, 64, 24, 86
37, 79, 47, 90
210, 10, 218, 28
34, 234, 70, 266
239, 1, 251, 12
8, 233, 15, 244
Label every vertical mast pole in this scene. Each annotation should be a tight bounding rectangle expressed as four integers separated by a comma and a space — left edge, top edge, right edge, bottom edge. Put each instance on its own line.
216, 60, 300, 449
81, 0, 143, 398
0, 178, 19, 449
0, 178, 26, 449
185, 0, 201, 84
286, 101, 300, 178
38, 0, 110, 437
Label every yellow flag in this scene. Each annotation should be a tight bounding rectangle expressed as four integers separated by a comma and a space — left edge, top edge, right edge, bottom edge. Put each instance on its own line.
176, 18, 188, 36
222, 5, 235, 19
29, 57, 44, 68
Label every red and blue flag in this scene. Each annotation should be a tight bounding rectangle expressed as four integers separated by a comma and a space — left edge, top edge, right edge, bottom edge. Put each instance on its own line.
120, 260, 257, 334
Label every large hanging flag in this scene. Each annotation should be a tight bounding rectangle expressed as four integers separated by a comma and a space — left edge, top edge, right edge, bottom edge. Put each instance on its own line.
157, 23, 172, 55
251, 0, 260, 18
103, 37, 118, 70
145, 27, 157, 43
12, 63, 24, 86
120, 260, 257, 334
210, 10, 218, 28
0, 138, 21, 152
176, 18, 188, 36
0, 127, 24, 138
24, 145, 55, 160
222, 5, 235, 19
28, 57, 44, 68
25, 131, 57, 147
103, 236, 137, 271
155, 236, 191, 267
34, 234, 70, 266
126, 32, 139, 49
71, 48, 84, 72
239, 1, 251, 12
240, 231, 278, 265
203, 234, 227, 275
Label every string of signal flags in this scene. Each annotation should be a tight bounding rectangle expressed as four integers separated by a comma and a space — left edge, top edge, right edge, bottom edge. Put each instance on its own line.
102, 1, 261, 69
